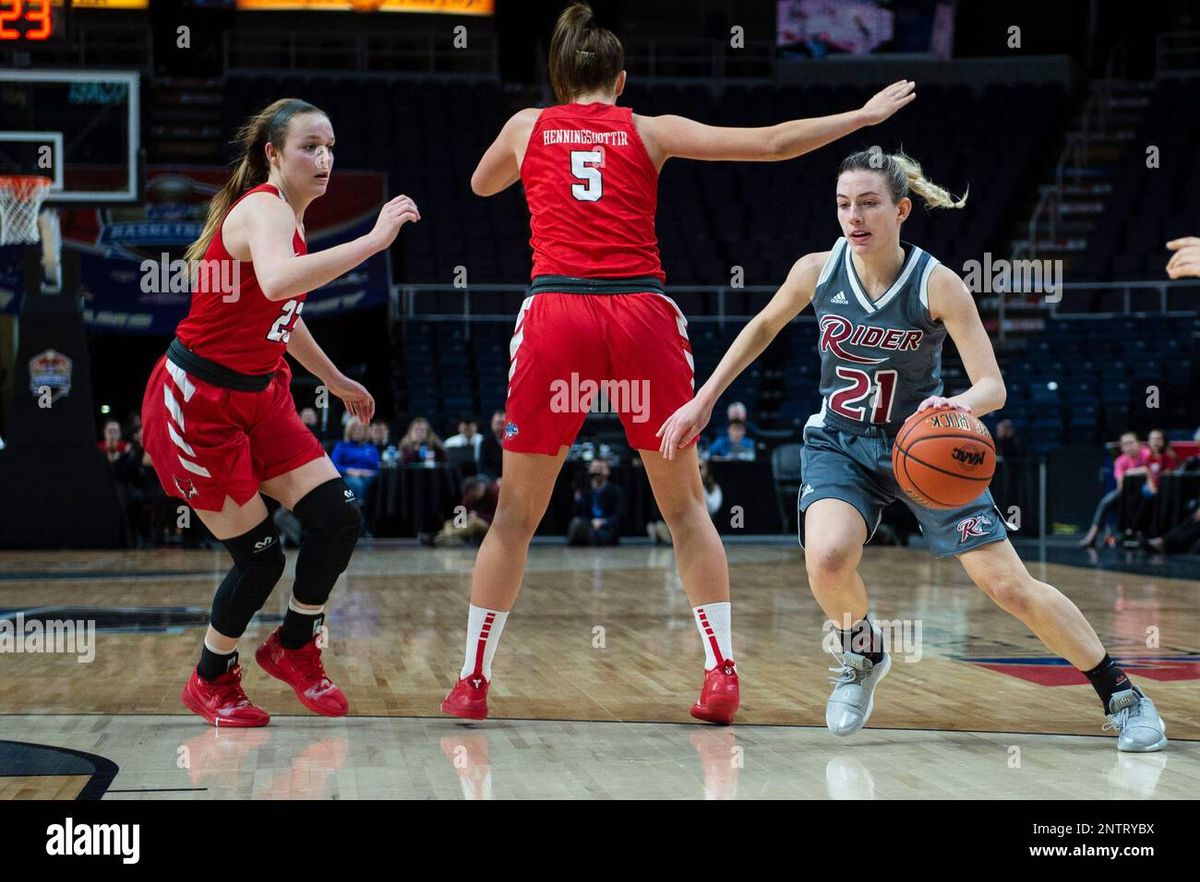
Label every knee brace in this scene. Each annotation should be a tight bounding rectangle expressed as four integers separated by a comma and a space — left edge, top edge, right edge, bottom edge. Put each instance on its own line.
210, 515, 286, 638
291, 477, 363, 606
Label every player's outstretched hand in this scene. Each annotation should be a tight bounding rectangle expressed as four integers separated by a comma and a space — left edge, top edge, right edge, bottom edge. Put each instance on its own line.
328, 374, 375, 425
915, 395, 971, 414
860, 80, 916, 126
1166, 236, 1200, 279
369, 195, 421, 252
656, 396, 713, 460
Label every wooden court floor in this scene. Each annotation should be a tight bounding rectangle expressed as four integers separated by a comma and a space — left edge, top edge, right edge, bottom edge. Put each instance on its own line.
1, 543, 1197, 799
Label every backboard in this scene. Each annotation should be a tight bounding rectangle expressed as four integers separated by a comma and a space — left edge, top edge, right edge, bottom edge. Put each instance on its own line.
0, 69, 140, 203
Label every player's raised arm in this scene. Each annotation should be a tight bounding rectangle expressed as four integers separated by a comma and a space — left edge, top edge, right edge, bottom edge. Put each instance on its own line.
657, 252, 825, 458
637, 80, 915, 168
242, 192, 419, 301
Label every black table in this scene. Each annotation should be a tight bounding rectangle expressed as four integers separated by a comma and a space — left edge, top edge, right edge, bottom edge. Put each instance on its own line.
373, 463, 463, 537
537, 457, 781, 538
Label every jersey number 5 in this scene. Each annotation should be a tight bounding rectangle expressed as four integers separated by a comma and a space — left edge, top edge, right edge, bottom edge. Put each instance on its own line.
830, 367, 897, 424
267, 299, 304, 344
570, 149, 603, 202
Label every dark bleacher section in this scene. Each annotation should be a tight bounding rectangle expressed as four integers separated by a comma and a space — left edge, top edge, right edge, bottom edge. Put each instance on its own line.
223, 77, 1065, 286
223, 75, 530, 283
625, 82, 1065, 286
1079, 79, 1200, 284
994, 315, 1199, 455
390, 313, 1199, 455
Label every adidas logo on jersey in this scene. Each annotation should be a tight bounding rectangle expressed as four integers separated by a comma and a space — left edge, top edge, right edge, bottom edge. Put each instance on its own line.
802, 484, 815, 497
831, 290, 849, 305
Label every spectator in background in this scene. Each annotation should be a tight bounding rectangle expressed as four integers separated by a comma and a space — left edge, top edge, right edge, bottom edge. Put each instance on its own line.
331, 418, 381, 524
113, 424, 155, 546
1079, 431, 1149, 548
1130, 428, 1181, 538
98, 419, 130, 463
716, 401, 762, 442
994, 419, 1024, 460
568, 459, 622, 546
479, 410, 506, 478
299, 407, 321, 438
435, 476, 500, 547
368, 420, 391, 452
707, 419, 756, 461
398, 417, 448, 465
1144, 498, 1200, 555
445, 416, 483, 460
1144, 429, 1179, 489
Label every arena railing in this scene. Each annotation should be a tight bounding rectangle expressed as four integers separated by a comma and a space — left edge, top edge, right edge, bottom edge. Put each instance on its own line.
392, 280, 1200, 328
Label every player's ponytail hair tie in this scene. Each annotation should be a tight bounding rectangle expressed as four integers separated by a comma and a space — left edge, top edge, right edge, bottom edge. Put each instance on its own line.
549, 2, 624, 104
839, 148, 968, 211
185, 98, 326, 263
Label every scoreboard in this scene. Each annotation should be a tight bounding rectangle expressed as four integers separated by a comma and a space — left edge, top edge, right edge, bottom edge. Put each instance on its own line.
0, 0, 67, 42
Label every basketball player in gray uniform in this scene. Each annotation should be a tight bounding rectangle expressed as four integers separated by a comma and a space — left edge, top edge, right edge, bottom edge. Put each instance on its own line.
657, 149, 1167, 751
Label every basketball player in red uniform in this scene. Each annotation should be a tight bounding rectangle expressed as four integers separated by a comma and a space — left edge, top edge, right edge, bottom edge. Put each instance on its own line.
141, 98, 419, 726
440, 2, 915, 724
657, 149, 1167, 751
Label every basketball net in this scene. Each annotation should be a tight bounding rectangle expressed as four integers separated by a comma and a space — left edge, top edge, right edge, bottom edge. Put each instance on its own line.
0, 175, 53, 246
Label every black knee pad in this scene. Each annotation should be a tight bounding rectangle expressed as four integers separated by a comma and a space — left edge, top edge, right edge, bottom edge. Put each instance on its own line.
210, 516, 286, 638
291, 478, 362, 606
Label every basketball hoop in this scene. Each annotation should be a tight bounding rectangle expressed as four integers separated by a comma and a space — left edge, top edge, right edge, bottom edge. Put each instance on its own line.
0, 175, 53, 246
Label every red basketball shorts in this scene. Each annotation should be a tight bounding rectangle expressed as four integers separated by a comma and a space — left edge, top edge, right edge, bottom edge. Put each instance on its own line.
141, 353, 326, 511
502, 291, 696, 454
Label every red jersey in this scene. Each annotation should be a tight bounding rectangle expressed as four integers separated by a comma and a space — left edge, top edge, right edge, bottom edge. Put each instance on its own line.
175, 183, 307, 375
521, 103, 664, 282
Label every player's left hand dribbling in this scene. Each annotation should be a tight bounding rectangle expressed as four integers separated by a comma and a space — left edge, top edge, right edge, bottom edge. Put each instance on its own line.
915, 395, 971, 414
328, 375, 375, 425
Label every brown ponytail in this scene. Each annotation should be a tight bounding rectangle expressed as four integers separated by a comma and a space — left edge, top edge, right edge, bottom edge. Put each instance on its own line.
838, 148, 968, 211
548, 2, 624, 104
185, 98, 326, 263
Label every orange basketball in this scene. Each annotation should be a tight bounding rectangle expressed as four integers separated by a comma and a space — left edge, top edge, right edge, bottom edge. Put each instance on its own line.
891, 406, 995, 510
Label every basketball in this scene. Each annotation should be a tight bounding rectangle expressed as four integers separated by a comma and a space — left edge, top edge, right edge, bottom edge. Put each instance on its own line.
892, 406, 996, 509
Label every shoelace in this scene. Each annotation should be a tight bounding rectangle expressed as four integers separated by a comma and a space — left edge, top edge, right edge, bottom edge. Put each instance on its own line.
290, 643, 334, 690
826, 647, 864, 686
1102, 699, 1142, 733
214, 667, 253, 708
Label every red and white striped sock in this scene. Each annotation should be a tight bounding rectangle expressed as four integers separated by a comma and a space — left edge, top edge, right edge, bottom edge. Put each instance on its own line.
693, 602, 733, 670
459, 605, 509, 681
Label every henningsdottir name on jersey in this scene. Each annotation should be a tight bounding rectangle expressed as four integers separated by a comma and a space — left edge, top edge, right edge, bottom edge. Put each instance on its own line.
808, 237, 948, 435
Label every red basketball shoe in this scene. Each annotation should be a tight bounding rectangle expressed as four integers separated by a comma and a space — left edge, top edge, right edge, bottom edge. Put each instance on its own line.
255, 629, 349, 717
441, 673, 490, 720
181, 665, 270, 728
690, 659, 740, 725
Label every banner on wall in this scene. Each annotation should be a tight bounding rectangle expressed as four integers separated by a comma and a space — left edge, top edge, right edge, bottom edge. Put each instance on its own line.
60, 167, 390, 335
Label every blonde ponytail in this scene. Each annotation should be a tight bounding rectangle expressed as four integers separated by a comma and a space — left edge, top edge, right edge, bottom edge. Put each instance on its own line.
838, 148, 967, 210
892, 151, 968, 209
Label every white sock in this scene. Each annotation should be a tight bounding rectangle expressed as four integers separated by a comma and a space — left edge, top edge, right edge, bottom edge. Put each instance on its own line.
693, 602, 733, 670
460, 605, 509, 681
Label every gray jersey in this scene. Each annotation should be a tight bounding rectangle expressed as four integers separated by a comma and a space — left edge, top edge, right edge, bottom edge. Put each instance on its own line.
806, 237, 946, 436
